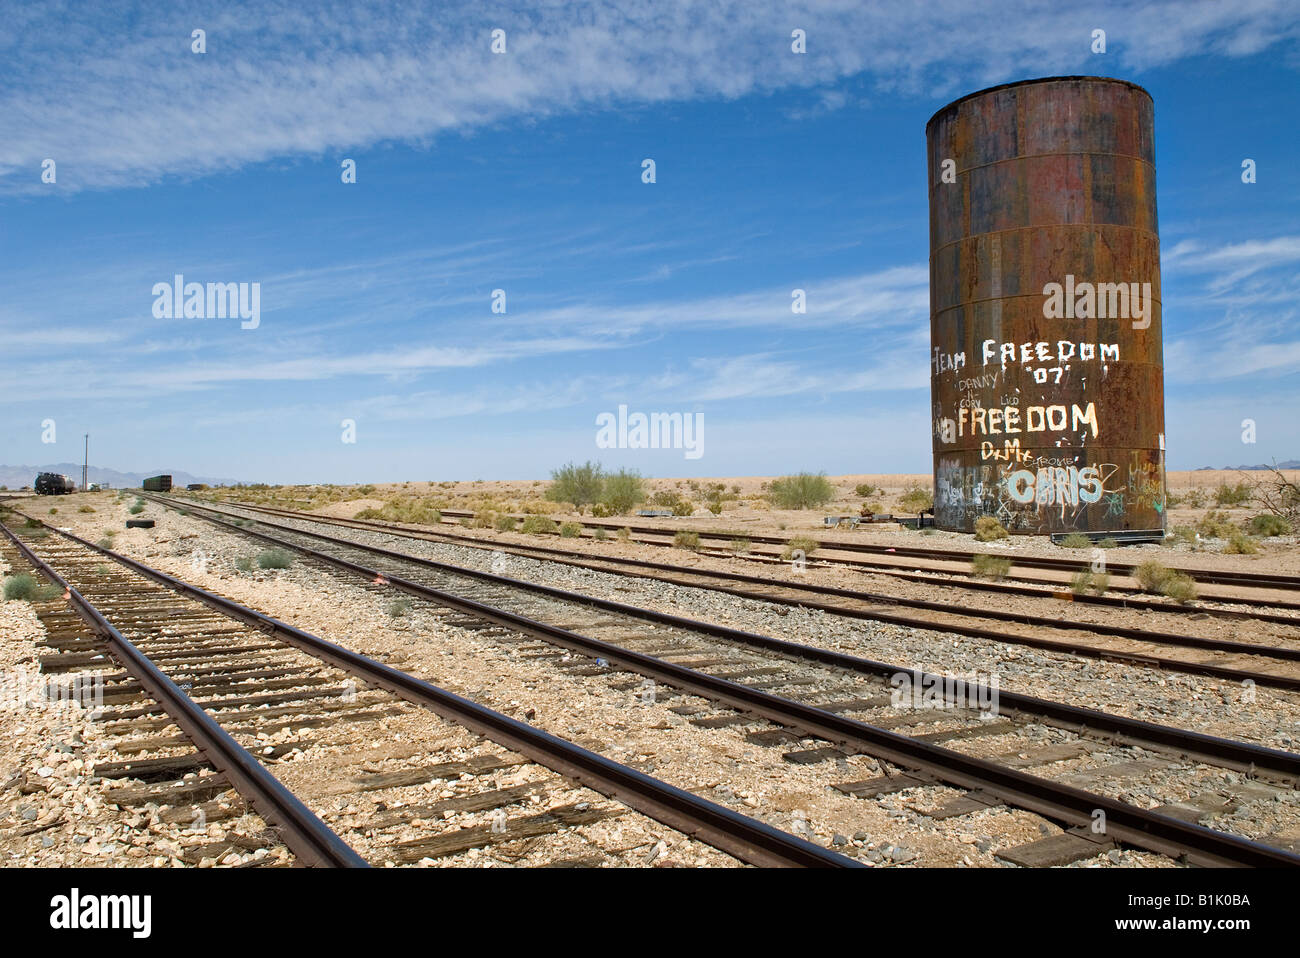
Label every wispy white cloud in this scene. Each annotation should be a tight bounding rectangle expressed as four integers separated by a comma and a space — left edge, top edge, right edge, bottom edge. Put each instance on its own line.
1165, 235, 1300, 290
4, 1, 1297, 192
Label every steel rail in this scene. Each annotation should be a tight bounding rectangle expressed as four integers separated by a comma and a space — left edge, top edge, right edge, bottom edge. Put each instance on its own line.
0, 522, 367, 868
16, 519, 855, 869
141, 499, 1300, 865
156, 496, 1300, 775
195, 496, 1300, 623
415, 507, 1300, 593
159, 497, 1300, 697
198, 497, 1300, 622
180, 498, 1300, 663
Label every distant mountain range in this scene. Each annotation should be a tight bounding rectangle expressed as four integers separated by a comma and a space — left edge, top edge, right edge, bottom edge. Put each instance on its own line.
1195, 461, 1300, 471
0, 463, 243, 490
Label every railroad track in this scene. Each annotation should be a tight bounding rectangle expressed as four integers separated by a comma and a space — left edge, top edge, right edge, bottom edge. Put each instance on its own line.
406, 505, 1300, 595
127, 496, 1300, 866
0, 517, 851, 868
161, 497, 1300, 694
200, 497, 1300, 624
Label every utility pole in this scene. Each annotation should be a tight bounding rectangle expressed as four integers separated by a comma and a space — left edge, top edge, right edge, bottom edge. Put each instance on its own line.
83, 434, 88, 492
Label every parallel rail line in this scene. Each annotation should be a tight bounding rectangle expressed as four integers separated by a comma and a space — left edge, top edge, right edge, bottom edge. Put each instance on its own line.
204, 498, 1300, 625
3, 516, 852, 869
418, 506, 1300, 594
133, 496, 1300, 866
1, 522, 364, 867
160, 497, 1300, 694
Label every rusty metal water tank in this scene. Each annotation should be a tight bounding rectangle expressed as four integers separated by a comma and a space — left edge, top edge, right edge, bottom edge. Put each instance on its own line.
927, 76, 1165, 535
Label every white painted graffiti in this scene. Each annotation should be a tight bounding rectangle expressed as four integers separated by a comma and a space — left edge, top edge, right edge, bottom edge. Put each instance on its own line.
1006, 466, 1104, 506
954, 402, 1098, 439
980, 339, 1119, 366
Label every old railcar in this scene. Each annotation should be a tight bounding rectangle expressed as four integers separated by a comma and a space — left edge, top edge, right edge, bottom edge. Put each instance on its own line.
34, 473, 77, 495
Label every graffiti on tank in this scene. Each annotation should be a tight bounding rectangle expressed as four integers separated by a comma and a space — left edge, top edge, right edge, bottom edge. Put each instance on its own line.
952, 402, 1099, 440
933, 452, 1161, 530
933, 348, 967, 374
955, 370, 1000, 393
978, 338, 1119, 386
1127, 462, 1166, 513
980, 438, 1033, 462
1006, 466, 1104, 508
980, 340, 1120, 366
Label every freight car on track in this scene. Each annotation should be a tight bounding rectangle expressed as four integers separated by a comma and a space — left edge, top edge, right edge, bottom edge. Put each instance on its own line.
34, 473, 77, 495
142, 475, 173, 492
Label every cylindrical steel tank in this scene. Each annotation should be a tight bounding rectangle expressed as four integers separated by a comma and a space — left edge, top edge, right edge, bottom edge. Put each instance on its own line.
926, 76, 1165, 535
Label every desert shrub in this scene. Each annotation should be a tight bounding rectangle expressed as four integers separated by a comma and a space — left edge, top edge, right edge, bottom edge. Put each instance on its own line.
971, 554, 1011, 580
127, 504, 144, 515
494, 514, 518, 532
1096, 537, 1118, 550
470, 510, 497, 529
1167, 488, 1206, 509
78, 506, 95, 514
590, 503, 612, 518
1166, 526, 1199, 548
651, 491, 680, 508
671, 500, 695, 517
768, 473, 835, 510
898, 484, 934, 513
23, 518, 41, 529
855, 483, 879, 498
616, 527, 632, 542
234, 557, 254, 572
355, 498, 442, 525
1224, 533, 1259, 555
1214, 481, 1253, 507
1254, 464, 1300, 525
1058, 533, 1092, 549
1070, 570, 1110, 595
1133, 560, 1198, 603
1196, 509, 1240, 539
781, 536, 819, 559
728, 537, 751, 554
673, 531, 700, 550
973, 516, 1008, 541
96, 537, 113, 548
546, 461, 604, 514
6, 575, 61, 601
1248, 513, 1291, 537
559, 521, 583, 538
1160, 573, 1198, 604
521, 499, 564, 515
48, 508, 57, 515
256, 549, 293, 570
521, 515, 559, 535
388, 598, 413, 618
601, 469, 646, 515
1133, 560, 1170, 591
707, 502, 723, 515
592, 527, 608, 541
4, 574, 38, 600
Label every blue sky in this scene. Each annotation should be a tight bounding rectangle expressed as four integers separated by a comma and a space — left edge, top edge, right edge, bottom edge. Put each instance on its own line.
2, 1, 1298, 483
